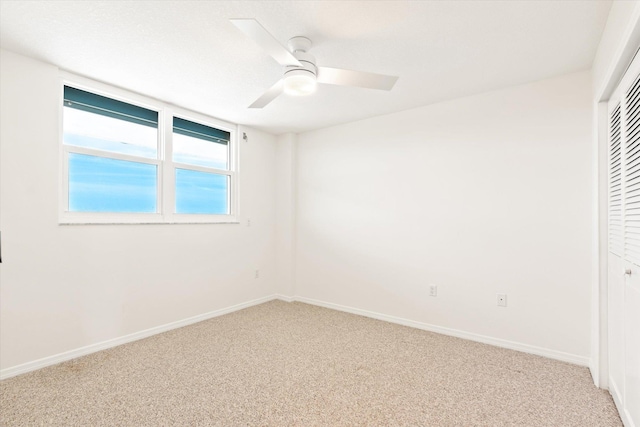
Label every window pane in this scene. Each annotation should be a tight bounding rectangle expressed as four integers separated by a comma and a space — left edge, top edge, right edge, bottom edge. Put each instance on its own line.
68, 153, 157, 213
63, 106, 158, 159
173, 118, 229, 169
175, 169, 228, 214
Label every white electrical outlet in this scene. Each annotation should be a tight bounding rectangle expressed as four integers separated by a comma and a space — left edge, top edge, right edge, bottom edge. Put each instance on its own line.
429, 285, 437, 297
255, 270, 259, 279
497, 293, 507, 307
247, 218, 251, 227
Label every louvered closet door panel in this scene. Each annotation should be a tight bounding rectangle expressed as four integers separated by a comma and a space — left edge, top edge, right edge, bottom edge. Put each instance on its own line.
610, 103, 623, 257
607, 52, 640, 427
625, 74, 640, 266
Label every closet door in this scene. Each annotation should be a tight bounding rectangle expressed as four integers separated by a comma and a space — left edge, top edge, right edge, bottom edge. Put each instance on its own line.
608, 53, 640, 427
622, 67, 640, 427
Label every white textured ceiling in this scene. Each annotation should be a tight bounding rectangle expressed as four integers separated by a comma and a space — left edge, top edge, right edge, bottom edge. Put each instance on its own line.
0, 1, 611, 135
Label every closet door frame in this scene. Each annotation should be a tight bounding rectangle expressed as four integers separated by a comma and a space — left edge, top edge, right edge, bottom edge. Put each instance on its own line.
593, 13, 640, 395
607, 54, 640, 427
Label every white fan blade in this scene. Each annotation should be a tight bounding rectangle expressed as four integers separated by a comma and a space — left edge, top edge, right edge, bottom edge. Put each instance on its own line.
317, 67, 398, 91
230, 19, 301, 67
249, 79, 284, 108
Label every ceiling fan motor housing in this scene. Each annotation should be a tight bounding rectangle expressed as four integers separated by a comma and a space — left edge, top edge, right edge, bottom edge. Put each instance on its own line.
284, 56, 316, 79
283, 36, 317, 95
285, 36, 317, 78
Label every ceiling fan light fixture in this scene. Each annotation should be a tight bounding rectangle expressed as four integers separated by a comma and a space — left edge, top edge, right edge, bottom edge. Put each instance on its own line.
284, 69, 317, 96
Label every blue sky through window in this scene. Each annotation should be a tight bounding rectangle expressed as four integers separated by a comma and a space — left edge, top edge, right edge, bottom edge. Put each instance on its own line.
68, 153, 157, 213
175, 169, 228, 214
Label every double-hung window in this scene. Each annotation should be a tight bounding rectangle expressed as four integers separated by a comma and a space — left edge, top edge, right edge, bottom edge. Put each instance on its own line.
172, 117, 231, 215
60, 77, 237, 224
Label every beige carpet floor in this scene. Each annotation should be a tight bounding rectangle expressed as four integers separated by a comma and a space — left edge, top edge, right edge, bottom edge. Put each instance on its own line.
0, 300, 621, 426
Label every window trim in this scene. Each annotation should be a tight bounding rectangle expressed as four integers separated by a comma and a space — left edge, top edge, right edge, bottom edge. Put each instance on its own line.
58, 72, 239, 225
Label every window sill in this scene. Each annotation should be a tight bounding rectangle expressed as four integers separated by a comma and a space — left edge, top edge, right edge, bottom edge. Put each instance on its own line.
58, 213, 240, 225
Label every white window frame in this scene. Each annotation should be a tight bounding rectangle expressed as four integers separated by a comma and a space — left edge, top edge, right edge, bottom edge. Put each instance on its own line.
58, 72, 239, 225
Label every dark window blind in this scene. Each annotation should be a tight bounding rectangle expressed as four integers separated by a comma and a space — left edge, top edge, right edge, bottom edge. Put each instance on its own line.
64, 86, 158, 128
173, 117, 229, 145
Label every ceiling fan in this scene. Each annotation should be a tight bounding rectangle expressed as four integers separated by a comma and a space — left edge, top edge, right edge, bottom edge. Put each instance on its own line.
230, 19, 399, 108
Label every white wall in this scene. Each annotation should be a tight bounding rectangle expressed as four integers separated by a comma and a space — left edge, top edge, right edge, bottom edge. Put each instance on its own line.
0, 49, 278, 373
294, 71, 593, 363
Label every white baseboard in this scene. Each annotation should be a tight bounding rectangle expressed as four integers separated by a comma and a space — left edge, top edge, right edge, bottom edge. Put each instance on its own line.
0, 294, 279, 380
1, 293, 590, 381
291, 296, 590, 367
273, 294, 295, 302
